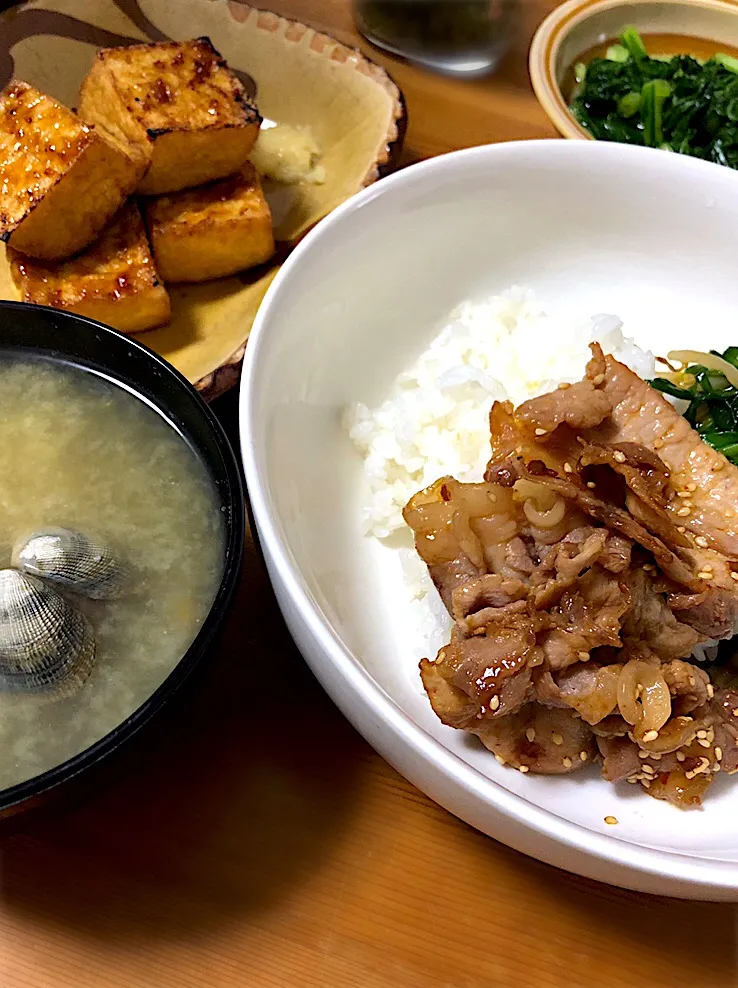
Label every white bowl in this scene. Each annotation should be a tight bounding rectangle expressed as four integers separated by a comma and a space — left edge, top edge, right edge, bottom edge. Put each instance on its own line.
241, 139, 738, 901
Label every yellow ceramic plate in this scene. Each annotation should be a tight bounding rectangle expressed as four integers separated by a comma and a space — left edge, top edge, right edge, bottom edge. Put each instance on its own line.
0, 0, 406, 398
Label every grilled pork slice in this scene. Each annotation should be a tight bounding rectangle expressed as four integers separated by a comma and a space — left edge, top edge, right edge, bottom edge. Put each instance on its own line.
0, 80, 147, 259
598, 352, 738, 564
79, 37, 261, 195
514, 345, 738, 597
144, 163, 274, 282
474, 704, 597, 774
9, 202, 171, 334
406, 345, 738, 806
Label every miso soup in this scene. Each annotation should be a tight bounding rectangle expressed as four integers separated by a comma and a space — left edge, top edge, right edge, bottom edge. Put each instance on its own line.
0, 356, 225, 791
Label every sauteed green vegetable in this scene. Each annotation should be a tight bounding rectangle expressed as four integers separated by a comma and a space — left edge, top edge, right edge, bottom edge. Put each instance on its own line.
650, 347, 738, 465
571, 26, 738, 167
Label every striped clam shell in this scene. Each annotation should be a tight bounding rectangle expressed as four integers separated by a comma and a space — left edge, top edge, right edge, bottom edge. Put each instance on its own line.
12, 527, 129, 600
0, 569, 95, 696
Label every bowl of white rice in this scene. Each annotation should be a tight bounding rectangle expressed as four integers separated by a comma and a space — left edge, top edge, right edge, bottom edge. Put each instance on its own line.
241, 138, 738, 900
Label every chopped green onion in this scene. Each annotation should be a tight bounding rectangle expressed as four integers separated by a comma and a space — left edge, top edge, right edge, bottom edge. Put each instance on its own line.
640, 78, 672, 147
606, 44, 629, 63
617, 91, 642, 117
715, 52, 738, 74
574, 61, 587, 83
620, 25, 648, 66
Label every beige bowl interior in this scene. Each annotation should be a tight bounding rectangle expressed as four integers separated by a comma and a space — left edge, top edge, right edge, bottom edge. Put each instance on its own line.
0, 0, 404, 397
531, 0, 738, 141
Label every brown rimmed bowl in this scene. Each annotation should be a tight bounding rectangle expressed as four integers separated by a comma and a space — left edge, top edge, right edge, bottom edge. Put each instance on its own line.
529, 0, 738, 141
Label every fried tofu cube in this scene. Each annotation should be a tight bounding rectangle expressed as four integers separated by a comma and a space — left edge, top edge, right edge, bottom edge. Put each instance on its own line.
0, 80, 148, 260
9, 201, 171, 334
79, 37, 261, 195
144, 163, 274, 283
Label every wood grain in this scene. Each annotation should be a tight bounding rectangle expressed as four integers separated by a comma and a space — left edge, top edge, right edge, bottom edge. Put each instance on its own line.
1, 2, 737, 986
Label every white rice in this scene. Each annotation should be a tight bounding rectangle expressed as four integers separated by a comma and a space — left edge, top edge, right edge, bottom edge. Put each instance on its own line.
346, 286, 655, 540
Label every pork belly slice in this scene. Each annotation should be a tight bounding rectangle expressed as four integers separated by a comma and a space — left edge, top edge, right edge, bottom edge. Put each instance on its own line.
473, 703, 597, 775
406, 343, 738, 805
419, 620, 539, 728
515, 343, 738, 578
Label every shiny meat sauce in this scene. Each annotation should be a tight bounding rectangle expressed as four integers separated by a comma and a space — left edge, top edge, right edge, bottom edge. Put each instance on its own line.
405, 345, 738, 807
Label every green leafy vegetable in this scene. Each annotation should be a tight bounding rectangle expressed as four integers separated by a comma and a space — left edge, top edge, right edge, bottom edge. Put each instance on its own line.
641, 78, 672, 146
649, 347, 738, 465
620, 25, 648, 66
571, 26, 738, 168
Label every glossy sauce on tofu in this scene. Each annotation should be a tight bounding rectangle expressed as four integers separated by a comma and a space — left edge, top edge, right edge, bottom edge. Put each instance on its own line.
87, 37, 258, 133
11, 202, 158, 305
8, 202, 171, 333
0, 356, 224, 790
0, 81, 89, 228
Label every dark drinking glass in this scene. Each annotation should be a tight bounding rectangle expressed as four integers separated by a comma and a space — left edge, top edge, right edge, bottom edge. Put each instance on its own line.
354, 0, 518, 78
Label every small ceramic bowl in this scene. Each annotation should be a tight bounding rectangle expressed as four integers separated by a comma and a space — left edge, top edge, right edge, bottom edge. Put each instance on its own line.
530, 0, 738, 141
242, 138, 738, 901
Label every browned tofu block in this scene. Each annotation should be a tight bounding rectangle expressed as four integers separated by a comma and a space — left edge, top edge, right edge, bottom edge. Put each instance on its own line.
79, 37, 261, 196
144, 163, 274, 283
0, 80, 148, 260
9, 201, 171, 334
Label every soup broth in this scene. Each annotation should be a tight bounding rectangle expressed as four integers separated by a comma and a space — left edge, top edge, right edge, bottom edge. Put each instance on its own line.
0, 356, 225, 791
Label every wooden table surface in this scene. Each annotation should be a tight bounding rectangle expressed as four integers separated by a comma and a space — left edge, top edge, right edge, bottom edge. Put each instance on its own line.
2, 2, 738, 986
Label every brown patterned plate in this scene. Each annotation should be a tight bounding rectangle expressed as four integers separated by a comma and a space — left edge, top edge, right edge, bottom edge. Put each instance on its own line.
0, 0, 406, 398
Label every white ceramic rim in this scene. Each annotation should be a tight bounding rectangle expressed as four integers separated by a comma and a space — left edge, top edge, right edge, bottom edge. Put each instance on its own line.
241, 139, 738, 896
